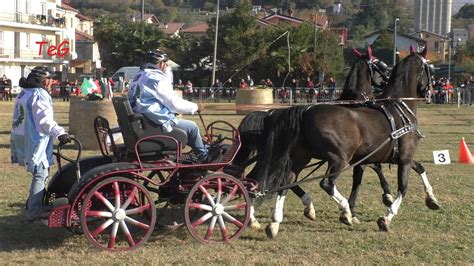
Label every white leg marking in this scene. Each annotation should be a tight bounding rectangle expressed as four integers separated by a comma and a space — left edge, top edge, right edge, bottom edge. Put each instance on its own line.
272, 195, 286, 223
420, 172, 434, 196
331, 186, 350, 213
387, 193, 404, 221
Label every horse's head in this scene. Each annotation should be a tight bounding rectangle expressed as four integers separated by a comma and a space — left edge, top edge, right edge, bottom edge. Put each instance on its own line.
382, 46, 433, 99
344, 47, 390, 100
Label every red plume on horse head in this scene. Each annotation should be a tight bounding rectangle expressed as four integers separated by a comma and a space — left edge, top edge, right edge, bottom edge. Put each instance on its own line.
367, 46, 373, 60
352, 48, 363, 59
410, 45, 416, 55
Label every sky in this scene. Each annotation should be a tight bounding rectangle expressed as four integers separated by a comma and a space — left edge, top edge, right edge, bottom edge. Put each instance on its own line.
453, 0, 474, 13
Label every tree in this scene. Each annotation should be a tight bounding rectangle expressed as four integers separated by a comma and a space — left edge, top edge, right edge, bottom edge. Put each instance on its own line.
455, 4, 474, 19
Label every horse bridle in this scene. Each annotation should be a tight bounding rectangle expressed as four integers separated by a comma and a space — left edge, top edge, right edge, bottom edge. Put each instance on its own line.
415, 54, 434, 97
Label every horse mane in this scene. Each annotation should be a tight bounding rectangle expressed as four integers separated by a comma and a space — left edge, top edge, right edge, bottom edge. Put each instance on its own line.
380, 53, 422, 99
248, 106, 307, 194
338, 59, 372, 100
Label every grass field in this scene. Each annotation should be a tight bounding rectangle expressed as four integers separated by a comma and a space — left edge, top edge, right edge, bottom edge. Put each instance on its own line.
0, 100, 473, 264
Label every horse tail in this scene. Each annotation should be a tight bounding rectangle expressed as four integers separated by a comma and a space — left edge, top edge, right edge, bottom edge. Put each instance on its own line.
249, 106, 306, 194
234, 111, 269, 166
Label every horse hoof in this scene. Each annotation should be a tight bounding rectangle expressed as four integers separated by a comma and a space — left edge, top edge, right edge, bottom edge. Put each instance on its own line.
352, 216, 361, 225
304, 207, 317, 221
265, 223, 280, 239
249, 220, 262, 230
382, 194, 394, 207
377, 217, 390, 232
426, 196, 440, 210
339, 212, 353, 226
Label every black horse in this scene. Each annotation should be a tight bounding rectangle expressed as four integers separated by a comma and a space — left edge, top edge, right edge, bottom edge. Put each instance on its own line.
251, 47, 433, 232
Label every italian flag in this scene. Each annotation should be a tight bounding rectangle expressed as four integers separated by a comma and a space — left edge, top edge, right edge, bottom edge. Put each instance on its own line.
81, 77, 98, 95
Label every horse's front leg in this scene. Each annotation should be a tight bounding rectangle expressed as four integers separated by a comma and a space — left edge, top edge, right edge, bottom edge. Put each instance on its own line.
377, 162, 410, 231
291, 185, 316, 221
412, 160, 440, 210
265, 189, 288, 238
370, 163, 395, 206
348, 165, 365, 224
320, 163, 353, 226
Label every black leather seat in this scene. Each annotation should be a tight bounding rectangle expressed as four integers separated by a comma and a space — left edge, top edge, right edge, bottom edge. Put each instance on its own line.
111, 97, 187, 158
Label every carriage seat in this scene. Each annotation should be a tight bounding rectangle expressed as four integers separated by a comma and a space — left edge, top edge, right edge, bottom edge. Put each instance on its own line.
111, 97, 187, 157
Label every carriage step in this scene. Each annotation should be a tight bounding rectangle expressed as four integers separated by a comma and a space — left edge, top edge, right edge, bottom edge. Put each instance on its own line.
48, 204, 70, 228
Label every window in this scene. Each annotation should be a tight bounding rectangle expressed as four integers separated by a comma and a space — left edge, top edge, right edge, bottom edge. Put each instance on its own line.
26, 33, 30, 48
25, 0, 31, 14
0, 31, 3, 55
41, 2, 46, 16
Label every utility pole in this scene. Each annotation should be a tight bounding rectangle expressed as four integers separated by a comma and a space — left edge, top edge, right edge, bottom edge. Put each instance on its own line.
393, 18, 399, 67
211, 0, 220, 87
141, 0, 145, 22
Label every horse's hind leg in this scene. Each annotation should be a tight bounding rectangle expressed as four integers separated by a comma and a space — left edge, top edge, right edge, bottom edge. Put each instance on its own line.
249, 204, 261, 230
291, 185, 316, 221
370, 163, 394, 207
265, 189, 289, 238
412, 161, 440, 210
320, 162, 353, 226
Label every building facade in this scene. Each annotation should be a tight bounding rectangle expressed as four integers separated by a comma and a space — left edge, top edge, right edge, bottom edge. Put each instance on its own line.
414, 0, 452, 37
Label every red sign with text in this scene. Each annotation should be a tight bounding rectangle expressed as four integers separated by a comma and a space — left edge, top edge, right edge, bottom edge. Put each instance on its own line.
36, 40, 70, 57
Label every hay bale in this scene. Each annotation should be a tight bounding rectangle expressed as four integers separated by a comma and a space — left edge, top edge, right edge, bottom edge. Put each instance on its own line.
235, 88, 273, 114
68, 97, 118, 150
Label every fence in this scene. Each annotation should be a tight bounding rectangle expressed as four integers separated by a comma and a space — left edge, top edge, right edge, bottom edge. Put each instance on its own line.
176, 87, 342, 104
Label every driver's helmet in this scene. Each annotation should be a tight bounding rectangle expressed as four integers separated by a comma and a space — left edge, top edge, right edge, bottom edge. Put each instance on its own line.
148, 49, 169, 64
374, 60, 389, 74
29, 66, 55, 80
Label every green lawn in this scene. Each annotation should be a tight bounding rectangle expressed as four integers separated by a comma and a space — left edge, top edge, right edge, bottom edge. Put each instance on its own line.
0, 100, 473, 263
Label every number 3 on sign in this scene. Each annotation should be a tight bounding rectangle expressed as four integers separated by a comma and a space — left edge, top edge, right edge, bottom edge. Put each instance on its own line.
433, 150, 451, 164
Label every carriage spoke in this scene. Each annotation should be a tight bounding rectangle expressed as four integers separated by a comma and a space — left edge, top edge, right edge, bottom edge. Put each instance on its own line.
91, 218, 114, 238
94, 191, 115, 212
216, 178, 222, 204
192, 212, 213, 227
189, 202, 213, 211
121, 186, 138, 209
113, 181, 120, 209
223, 202, 248, 211
86, 210, 113, 218
108, 221, 119, 249
125, 203, 152, 215
218, 215, 229, 241
124, 216, 150, 230
120, 220, 136, 247
222, 211, 244, 228
221, 185, 239, 204
204, 216, 218, 240
199, 185, 215, 206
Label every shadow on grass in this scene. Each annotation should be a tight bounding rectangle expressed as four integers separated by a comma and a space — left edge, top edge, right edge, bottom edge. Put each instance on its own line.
0, 212, 74, 252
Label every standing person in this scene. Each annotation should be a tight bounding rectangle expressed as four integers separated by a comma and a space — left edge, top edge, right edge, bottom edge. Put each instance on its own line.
225, 78, 234, 102
239, 78, 248, 89
305, 77, 315, 103
290, 78, 298, 103
328, 77, 336, 100
10, 66, 71, 221
127, 50, 210, 163
184, 80, 193, 100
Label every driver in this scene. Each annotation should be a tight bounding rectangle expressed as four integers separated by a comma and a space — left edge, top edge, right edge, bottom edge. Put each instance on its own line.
11, 66, 71, 222
127, 49, 209, 162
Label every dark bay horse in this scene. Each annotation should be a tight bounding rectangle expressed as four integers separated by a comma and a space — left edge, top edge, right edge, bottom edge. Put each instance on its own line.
251, 48, 433, 232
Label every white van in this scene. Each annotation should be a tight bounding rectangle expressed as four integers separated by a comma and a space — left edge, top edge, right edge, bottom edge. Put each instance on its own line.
111, 66, 140, 91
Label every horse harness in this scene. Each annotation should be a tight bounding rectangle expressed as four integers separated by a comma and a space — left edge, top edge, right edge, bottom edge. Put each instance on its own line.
366, 99, 423, 163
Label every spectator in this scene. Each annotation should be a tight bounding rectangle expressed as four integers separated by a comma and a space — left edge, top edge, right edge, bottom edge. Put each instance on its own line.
290, 78, 298, 103
226, 78, 234, 101
239, 79, 249, 89
328, 77, 336, 100
10, 66, 71, 221
127, 50, 209, 163
184, 80, 193, 100
305, 77, 315, 103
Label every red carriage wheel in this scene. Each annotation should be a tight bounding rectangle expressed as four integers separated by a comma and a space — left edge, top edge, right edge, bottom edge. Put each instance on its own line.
184, 173, 250, 244
81, 176, 156, 251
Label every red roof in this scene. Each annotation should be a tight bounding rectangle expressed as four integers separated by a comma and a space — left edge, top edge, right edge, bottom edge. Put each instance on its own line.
159, 23, 184, 35
76, 13, 94, 21
181, 23, 209, 33
59, 3, 79, 13
76, 30, 93, 41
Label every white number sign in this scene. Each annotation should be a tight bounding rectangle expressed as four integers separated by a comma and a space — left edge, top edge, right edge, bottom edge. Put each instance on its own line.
433, 150, 451, 164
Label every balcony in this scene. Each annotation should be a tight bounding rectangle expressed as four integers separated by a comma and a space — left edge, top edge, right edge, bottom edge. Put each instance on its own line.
0, 11, 66, 28
0, 47, 68, 63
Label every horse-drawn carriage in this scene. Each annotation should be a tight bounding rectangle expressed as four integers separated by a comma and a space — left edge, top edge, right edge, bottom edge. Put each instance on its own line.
44, 97, 258, 251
